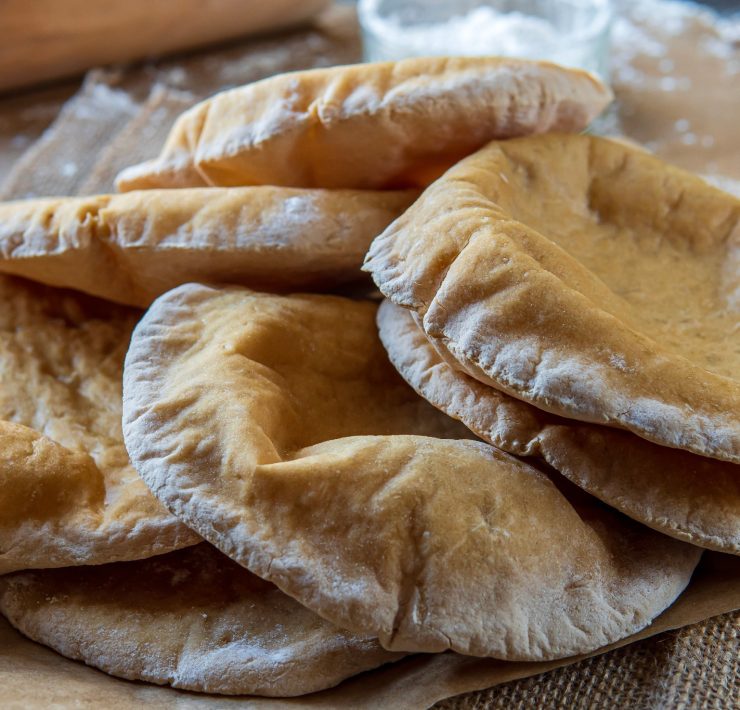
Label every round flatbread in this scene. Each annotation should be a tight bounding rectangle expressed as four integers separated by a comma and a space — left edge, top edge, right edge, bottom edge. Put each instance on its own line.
123, 284, 700, 661
0, 187, 415, 307
0, 543, 402, 697
115, 57, 612, 191
0, 276, 198, 574
377, 299, 740, 555
365, 133, 739, 463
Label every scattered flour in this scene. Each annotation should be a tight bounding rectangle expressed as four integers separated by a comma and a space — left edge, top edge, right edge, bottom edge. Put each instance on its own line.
611, 0, 740, 84
607, 0, 739, 189
68, 82, 138, 122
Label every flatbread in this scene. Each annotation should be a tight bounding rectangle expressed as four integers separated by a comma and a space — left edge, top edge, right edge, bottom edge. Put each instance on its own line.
365, 133, 740, 463
122, 284, 701, 661
0, 187, 414, 307
378, 299, 740, 555
115, 57, 612, 191
0, 276, 198, 573
0, 543, 403, 697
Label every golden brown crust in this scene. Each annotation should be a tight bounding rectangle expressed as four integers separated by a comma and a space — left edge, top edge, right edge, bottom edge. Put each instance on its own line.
115, 57, 612, 191
365, 133, 740, 462
0, 187, 415, 307
377, 299, 740, 555
122, 284, 700, 662
0, 544, 402, 697
0, 276, 198, 573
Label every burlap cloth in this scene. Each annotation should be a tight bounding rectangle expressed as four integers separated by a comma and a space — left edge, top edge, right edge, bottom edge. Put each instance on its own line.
440, 614, 739, 710
0, 2, 737, 708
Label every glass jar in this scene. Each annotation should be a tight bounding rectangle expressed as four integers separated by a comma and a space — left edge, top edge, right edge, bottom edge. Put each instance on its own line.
358, 0, 613, 79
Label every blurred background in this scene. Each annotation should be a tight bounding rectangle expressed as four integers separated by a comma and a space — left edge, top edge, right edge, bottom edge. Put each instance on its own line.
0, 0, 737, 199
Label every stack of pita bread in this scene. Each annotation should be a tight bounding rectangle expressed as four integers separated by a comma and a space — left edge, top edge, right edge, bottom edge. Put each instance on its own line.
0, 56, 736, 698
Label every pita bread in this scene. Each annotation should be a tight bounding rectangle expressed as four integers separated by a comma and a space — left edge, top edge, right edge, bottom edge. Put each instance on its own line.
365, 133, 740, 463
115, 57, 612, 191
378, 299, 740, 555
122, 284, 701, 661
0, 543, 403, 697
0, 187, 414, 307
0, 276, 197, 573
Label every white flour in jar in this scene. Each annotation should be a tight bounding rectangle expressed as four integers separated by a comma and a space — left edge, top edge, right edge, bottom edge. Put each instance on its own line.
370, 6, 560, 57
360, 1, 611, 75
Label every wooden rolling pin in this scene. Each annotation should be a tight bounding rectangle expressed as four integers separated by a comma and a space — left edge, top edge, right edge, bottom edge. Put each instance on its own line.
0, 0, 331, 93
